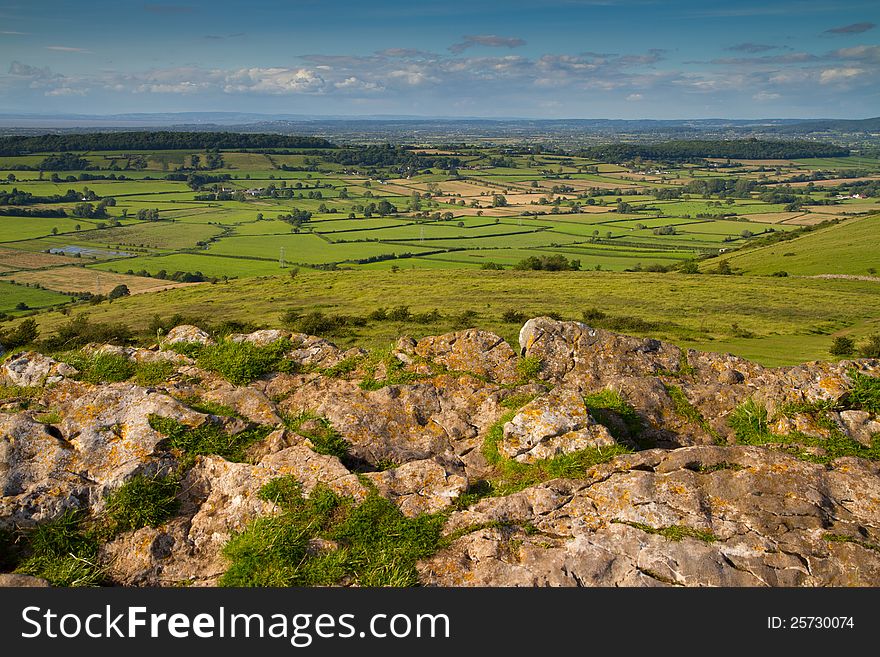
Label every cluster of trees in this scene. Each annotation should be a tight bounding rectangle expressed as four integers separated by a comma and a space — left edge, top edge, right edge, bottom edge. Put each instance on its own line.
38, 153, 92, 171
579, 139, 849, 163
278, 209, 313, 228
72, 197, 116, 219
513, 255, 581, 271
136, 208, 161, 222
0, 207, 67, 217
681, 177, 756, 198
0, 131, 334, 155
321, 145, 462, 174
0, 188, 81, 206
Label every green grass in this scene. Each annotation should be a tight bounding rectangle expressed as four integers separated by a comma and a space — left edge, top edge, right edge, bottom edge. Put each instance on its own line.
583, 388, 647, 445
133, 360, 177, 386
172, 338, 294, 385
103, 473, 181, 532
474, 407, 632, 499
284, 411, 350, 460
663, 382, 723, 444
149, 415, 273, 463
615, 520, 719, 543
709, 215, 880, 276
0, 280, 70, 314
728, 397, 880, 463
848, 369, 880, 414
22, 268, 880, 367
63, 351, 136, 384
220, 477, 444, 587
14, 509, 104, 587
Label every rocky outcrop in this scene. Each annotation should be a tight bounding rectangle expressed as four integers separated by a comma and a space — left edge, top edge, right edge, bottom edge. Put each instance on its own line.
419, 446, 880, 587
2, 319, 879, 587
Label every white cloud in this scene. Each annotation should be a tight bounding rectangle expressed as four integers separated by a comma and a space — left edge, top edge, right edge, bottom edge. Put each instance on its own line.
819, 67, 864, 83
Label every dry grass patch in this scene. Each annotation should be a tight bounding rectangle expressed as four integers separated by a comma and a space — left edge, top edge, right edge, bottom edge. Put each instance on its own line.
1, 266, 200, 295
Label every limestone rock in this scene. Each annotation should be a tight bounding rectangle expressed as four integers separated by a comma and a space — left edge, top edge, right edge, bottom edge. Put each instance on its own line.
420, 445, 880, 587
363, 456, 468, 517
500, 388, 616, 462
839, 410, 880, 447
416, 330, 519, 384
162, 325, 214, 346
0, 574, 50, 587
229, 329, 292, 346
2, 352, 78, 387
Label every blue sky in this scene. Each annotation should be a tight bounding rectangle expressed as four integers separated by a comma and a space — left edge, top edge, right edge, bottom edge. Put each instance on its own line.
0, 0, 878, 118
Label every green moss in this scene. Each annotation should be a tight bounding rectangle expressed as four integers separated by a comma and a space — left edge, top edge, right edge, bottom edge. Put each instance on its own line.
358, 348, 425, 391
15, 510, 104, 587
178, 396, 239, 417
149, 414, 272, 463
104, 473, 181, 533
220, 477, 444, 587
823, 532, 880, 554
35, 411, 62, 425
321, 355, 363, 378
500, 392, 539, 410
664, 382, 722, 445
0, 385, 41, 401
284, 411, 350, 460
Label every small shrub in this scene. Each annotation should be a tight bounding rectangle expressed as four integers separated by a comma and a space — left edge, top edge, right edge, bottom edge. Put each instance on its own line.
104, 474, 181, 532
0, 318, 39, 349
387, 305, 412, 322
450, 309, 478, 329
582, 307, 607, 322
501, 309, 527, 324
859, 334, 880, 359
829, 336, 856, 357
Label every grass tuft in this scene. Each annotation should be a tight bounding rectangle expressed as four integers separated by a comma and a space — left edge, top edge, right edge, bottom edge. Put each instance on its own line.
149, 414, 272, 463
103, 473, 181, 533
220, 477, 444, 587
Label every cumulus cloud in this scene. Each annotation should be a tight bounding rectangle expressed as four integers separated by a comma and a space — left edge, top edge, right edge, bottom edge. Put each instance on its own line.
449, 35, 526, 54
824, 22, 875, 35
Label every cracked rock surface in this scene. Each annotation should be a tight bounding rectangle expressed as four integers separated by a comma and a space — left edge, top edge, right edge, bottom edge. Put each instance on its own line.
1, 318, 879, 586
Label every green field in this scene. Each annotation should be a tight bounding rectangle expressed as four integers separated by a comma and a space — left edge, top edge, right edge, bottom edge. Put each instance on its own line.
1, 143, 879, 367
0, 280, 71, 314
709, 215, 880, 276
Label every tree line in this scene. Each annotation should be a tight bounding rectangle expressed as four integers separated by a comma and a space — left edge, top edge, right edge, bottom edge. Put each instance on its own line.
0, 131, 335, 156
578, 139, 849, 162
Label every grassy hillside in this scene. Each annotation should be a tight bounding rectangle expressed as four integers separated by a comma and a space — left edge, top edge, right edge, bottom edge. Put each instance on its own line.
12, 269, 880, 366
706, 215, 880, 276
